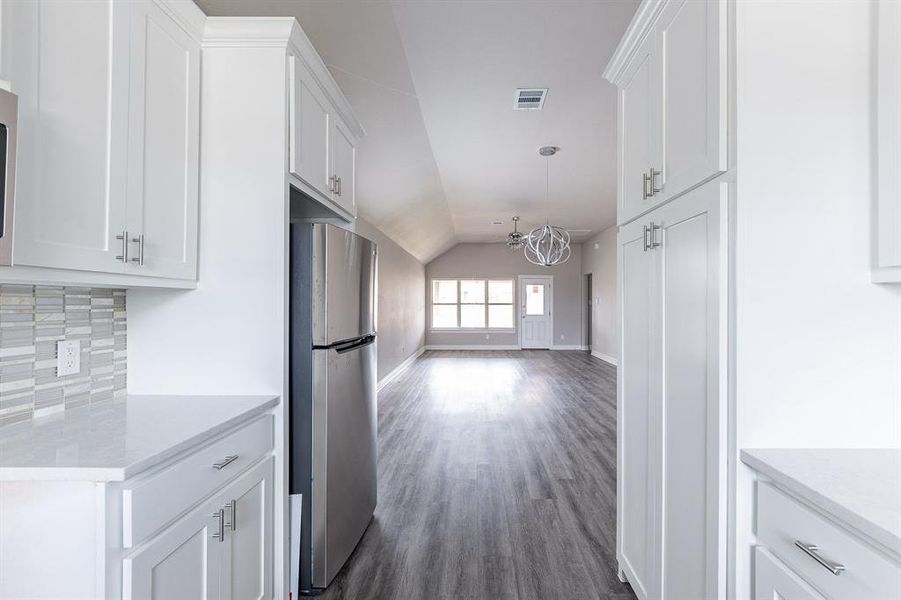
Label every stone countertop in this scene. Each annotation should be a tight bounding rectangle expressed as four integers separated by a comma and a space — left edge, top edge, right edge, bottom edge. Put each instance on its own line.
741, 448, 901, 554
0, 394, 279, 482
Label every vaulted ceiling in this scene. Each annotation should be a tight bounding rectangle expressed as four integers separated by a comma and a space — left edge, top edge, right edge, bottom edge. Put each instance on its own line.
195, 0, 638, 262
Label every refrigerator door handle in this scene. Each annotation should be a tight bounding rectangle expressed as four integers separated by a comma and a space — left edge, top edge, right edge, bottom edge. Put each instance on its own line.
331, 334, 376, 354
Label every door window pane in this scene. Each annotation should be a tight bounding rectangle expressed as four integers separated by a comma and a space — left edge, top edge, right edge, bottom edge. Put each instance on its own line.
525, 284, 545, 316
488, 280, 513, 303
460, 279, 485, 304
432, 280, 457, 303
432, 305, 457, 328
460, 304, 486, 328
488, 304, 514, 328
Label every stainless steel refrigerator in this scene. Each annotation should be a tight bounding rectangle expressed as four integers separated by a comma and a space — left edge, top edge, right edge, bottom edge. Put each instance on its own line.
289, 223, 378, 593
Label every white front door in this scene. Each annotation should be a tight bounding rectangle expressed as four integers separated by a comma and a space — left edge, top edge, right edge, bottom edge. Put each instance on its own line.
520, 276, 552, 349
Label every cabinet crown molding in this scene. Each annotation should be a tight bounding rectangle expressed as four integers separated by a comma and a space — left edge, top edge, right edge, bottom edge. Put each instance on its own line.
203, 17, 366, 140
602, 0, 666, 85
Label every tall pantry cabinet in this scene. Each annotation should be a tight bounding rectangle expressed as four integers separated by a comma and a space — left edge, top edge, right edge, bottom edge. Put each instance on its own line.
605, 0, 729, 599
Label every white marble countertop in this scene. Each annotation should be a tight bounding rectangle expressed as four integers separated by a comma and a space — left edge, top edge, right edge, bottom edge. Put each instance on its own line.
741, 448, 901, 553
0, 395, 279, 482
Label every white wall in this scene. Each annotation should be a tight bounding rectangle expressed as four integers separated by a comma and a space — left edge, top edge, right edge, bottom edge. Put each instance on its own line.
733, 2, 901, 596
425, 242, 584, 348
581, 226, 618, 363
127, 46, 289, 397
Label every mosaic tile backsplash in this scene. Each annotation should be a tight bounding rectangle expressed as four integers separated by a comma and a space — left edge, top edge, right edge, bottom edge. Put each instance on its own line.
0, 286, 127, 426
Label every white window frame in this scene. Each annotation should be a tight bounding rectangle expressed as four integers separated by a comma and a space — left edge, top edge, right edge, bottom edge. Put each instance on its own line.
429, 278, 516, 332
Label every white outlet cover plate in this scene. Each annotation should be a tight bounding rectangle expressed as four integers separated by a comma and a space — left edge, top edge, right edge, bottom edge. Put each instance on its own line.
57, 340, 81, 377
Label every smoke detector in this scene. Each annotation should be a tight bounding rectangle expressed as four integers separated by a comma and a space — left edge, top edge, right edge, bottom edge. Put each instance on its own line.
514, 88, 548, 110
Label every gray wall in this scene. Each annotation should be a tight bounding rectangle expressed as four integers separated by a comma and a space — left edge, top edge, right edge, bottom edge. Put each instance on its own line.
425, 243, 584, 347
352, 218, 426, 381
581, 226, 617, 362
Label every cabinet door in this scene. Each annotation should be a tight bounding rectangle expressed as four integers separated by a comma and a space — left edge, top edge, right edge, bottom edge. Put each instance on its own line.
755, 547, 827, 600
220, 457, 273, 600
656, 0, 727, 203
657, 181, 726, 600
875, 0, 901, 282
331, 118, 357, 217
619, 33, 660, 226
125, 0, 200, 280
289, 56, 332, 200
617, 217, 657, 600
8, 0, 129, 272
123, 495, 222, 600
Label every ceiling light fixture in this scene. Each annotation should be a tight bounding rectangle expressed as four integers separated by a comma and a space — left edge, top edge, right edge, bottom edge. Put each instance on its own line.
524, 146, 571, 267
506, 216, 525, 249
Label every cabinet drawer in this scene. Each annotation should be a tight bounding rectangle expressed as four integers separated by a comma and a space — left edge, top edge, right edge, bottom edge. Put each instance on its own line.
122, 415, 273, 547
755, 546, 826, 600
757, 482, 901, 599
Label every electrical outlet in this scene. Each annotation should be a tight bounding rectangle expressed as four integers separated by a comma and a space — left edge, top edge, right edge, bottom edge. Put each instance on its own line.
560, 334, 565, 340
57, 340, 80, 377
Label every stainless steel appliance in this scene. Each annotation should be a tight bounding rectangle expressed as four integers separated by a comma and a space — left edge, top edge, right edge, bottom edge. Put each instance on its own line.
290, 223, 378, 593
0, 88, 18, 266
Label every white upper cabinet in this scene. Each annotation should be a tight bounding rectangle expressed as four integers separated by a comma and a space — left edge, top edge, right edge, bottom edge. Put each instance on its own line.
287, 38, 362, 220
619, 33, 660, 226
605, 0, 727, 225
3, 0, 202, 284
8, 0, 130, 273
289, 56, 333, 201
331, 118, 357, 217
875, 0, 901, 283
125, 0, 201, 280
656, 0, 727, 203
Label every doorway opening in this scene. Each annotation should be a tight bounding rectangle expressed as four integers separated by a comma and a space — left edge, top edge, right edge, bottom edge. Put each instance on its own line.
583, 273, 592, 351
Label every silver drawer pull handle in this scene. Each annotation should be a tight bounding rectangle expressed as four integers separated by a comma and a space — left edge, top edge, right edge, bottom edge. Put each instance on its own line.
794, 540, 845, 575
212, 455, 239, 470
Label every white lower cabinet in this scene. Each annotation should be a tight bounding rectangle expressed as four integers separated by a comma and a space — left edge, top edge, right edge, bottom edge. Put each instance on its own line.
755, 547, 827, 600
0, 411, 275, 600
617, 180, 727, 600
753, 481, 901, 600
125, 457, 273, 600
124, 493, 223, 600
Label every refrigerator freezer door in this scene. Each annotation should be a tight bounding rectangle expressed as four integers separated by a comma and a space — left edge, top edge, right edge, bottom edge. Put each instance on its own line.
311, 337, 377, 588
312, 224, 377, 346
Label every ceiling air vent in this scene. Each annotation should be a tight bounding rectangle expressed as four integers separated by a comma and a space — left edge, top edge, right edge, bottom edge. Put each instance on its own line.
514, 88, 548, 110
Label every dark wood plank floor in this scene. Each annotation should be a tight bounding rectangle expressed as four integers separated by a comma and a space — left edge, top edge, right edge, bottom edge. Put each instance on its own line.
321, 350, 634, 600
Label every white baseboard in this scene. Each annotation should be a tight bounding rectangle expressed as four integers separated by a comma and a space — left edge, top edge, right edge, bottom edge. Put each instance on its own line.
590, 349, 619, 366
424, 344, 520, 351
377, 346, 425, 391
552, 344, 586, 351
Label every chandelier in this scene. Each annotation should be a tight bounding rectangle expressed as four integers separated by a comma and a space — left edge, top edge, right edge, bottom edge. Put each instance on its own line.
525, 222, 571, 266
523, 146, 571, 267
